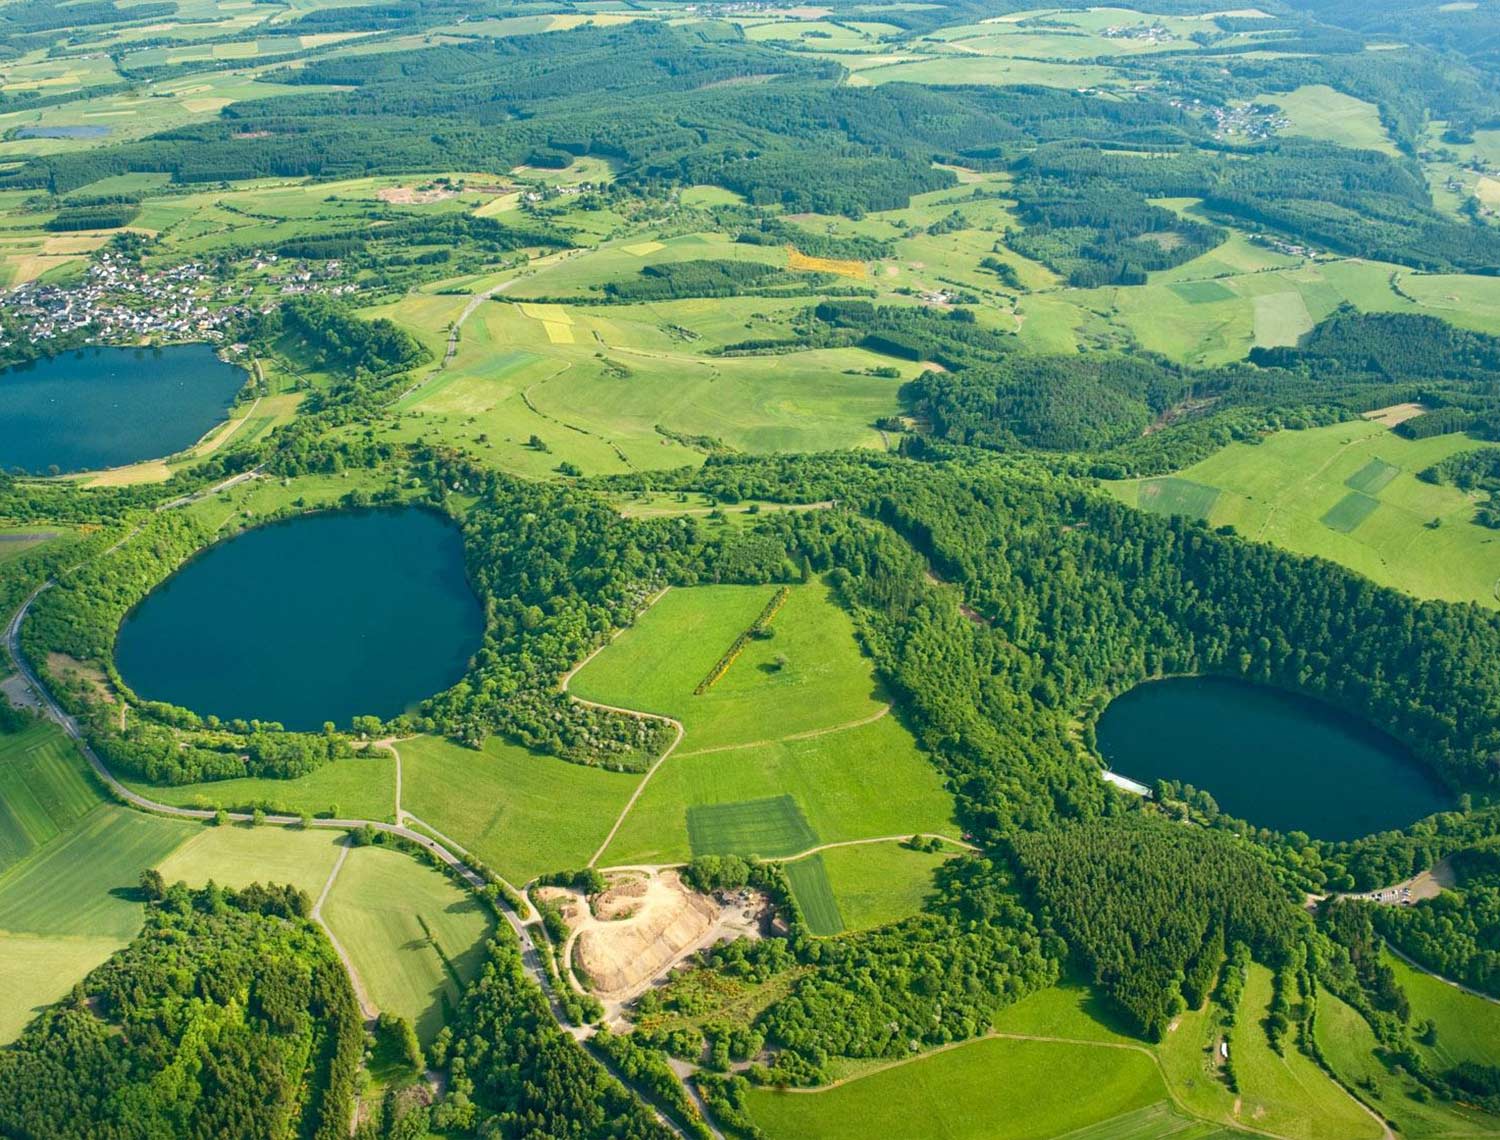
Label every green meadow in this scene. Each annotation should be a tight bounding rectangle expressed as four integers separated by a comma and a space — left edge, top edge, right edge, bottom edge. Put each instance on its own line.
747, 1035, 1167, 1140
814, 841, 951, 933
1112, 420, 1500, 606
399, 733, 641, 883
0, 721, 101, 872
0, 806, 192, 1043
321, 844, 494, 1044
155, 823, 347, 898
569, 582, 956, 865
125, 751, 397, 823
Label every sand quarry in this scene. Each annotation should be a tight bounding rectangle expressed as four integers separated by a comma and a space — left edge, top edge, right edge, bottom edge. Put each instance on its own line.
542, 869, 767, 1006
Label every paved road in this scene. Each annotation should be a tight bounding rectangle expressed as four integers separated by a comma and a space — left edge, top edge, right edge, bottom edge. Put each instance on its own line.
3, 579, 696, 1138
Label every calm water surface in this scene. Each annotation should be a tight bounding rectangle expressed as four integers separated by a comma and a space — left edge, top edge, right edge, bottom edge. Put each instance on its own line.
0, 345, 246, 474
115, 507, 484, 731
1096, 676, 1449, 839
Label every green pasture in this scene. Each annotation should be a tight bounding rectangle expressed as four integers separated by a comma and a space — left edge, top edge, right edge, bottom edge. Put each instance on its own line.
1258, 85, 1399, 155
600, 714, 956, 866
1314, 983, 1498, 1137
0, 805, 191, 1040
571, 583, 888, 753
124, 752, 397, 823
1388, 951, 1500, 1069
0, 931, 127, 1044
687, 795, 819, 860
1111, 420, 1500, 606
155, 823, 347, 898
784, 853, 844, 935
1228, 963, 1380, 1140
398, 733, 641, 883
322, 844, 494, 1044
0, 806, 190, 939
747, 1035, 1166, 1140
815, 840, 950, 933
1320, 490, 1381, 534
1133, 478, 1220, 522
377, 297, 903, 477
0, 722, 101, 873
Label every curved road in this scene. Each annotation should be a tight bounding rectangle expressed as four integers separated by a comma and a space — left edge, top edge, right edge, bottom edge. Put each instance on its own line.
4, 580, 699, 1138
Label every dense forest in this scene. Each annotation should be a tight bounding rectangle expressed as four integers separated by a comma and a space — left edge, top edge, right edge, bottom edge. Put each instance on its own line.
0, 880, 362, 1139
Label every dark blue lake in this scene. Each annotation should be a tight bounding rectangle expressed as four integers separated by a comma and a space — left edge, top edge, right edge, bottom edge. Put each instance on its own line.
0, 345, 247, 474
1095, 676, 1450, 840
115, 507, 484, 731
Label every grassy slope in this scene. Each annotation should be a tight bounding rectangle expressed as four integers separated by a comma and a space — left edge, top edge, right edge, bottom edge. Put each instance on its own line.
0, 721, 102, 873
321, 844, 494, 1044
1314, 984, 1499, 1137
155, 822, 347, 897
124, 751, 398, 823
602, 713, 955, 866
579, 582, 955, 865
399, 733, 640, 883
1110, 420, 1500, 606
747, 1036, 1166, 1140
813, 841, 949, 933
572, 583, 888, 751
1388, 951, 1500, 1069
0, 806, 192, 1044
1227, 963, 1380, 1140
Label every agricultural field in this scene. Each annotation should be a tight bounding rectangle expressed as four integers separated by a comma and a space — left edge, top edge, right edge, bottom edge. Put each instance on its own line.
747, 1035, 1168, 1140
124, 751, 398, 823
810, 840, 952, 933
1111, 419, 1500, 606
1256, 86, 1399, 156
575, 584, 957, 866
398, 733, 641, 884
155, 822, 347, 898
0, 806, 192, 1043
320, 844, 494, 1044
0, 720, 101, 871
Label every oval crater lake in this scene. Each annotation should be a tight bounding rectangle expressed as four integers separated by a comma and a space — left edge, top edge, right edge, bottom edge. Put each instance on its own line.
1096, 676, 1450, 840
0, 344, 247, 475
116, 507, 484, 731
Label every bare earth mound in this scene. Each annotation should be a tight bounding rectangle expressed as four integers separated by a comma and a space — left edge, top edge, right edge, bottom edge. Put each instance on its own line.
568, 870, 763, 1002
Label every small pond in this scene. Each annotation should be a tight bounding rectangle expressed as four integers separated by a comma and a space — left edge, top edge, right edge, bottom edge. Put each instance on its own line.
1095, 675, 1450, 840
0, 344, 246, 475
115, 507, 484, 731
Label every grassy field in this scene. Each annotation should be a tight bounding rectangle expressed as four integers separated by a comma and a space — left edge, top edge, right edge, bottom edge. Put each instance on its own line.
783, 853, 844, 936
814, 841, 950, 933
571, 583, 889, 752
1314, 984, 1498, 1137
0, 721, 102, 872
601, 714, 956, 866
125, 751, 398, 823
1388, 951, 1500, 1069
581, 584, 954, 865
1227, 963, 1380, 1140
688, 795, 819, 860
398, 733, 641, 883
322, 844, 495, 1044
155, 822, 347, 897
0, 806, 192, 1043
1111, 420, 1500, 606
371, 293, 904, 478
1259, 86, 1399, 155
747, 1035, 1167, 1140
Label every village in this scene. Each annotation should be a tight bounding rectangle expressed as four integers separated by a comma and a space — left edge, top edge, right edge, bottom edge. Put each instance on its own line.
0, 248, 356, 356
